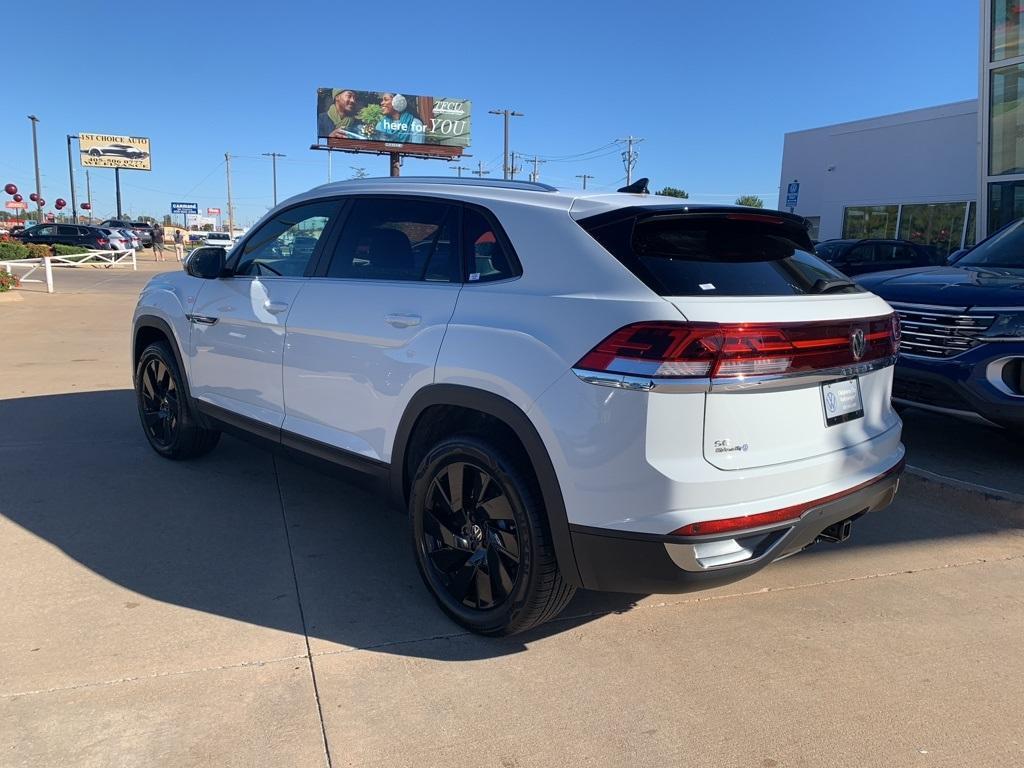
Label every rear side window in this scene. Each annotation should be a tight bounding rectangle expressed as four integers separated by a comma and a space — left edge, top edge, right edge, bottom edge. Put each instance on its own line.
326, 198, 458, 282
582, 212, 860, 296
463, 207, 519, 283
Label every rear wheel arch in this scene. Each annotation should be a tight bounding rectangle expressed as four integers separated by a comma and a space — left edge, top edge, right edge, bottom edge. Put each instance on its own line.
392, 385, 583, 588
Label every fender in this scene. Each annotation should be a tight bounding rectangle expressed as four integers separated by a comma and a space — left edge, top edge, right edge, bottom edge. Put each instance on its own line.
391, 384, 583, 588
132, 315, 190, 396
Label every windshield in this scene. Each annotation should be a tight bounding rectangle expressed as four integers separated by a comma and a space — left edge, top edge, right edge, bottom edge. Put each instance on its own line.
959, 219, 1024, 268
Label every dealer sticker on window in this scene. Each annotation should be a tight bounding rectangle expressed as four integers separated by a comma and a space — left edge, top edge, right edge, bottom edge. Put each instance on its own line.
821, 377, 864, 427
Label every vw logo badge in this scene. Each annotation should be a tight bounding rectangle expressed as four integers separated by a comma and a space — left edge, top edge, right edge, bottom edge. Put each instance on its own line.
825, 391, 837, 413
850, 329, 866, 361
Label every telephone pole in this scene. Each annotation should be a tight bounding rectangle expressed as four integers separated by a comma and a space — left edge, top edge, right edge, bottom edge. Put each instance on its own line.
520, 155, 545, 183
618, 135, 644, 185
576, 174, 595, 190
85, 170, 93, 224
225, 153, 235, 239
472, 162, 491, 178
510, 151, 523, 180
66, 134, 79, 223
488, 108, 524, 180
28, 115, 41, 222
449, 164, 471, 178
262, 151, 285, 206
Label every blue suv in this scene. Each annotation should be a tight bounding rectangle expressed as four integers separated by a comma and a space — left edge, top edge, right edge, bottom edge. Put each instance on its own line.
857, 221, 1024, 432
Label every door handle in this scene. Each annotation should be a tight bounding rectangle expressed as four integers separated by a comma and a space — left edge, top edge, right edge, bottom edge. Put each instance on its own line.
263, 300, 290, 314
384, 313, 422, 328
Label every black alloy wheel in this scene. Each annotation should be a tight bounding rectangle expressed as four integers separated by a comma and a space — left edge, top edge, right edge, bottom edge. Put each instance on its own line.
139, 356, 179, 449
422, 460, 522, 611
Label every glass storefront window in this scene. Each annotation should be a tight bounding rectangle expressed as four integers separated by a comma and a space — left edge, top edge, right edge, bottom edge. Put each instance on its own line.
965, 201, 977, 248
988, 179, 1024, 234
992, 0, 1024, 61
990, 64, 1024, 175
842, 206, 898, 239
897, 203, 968, 259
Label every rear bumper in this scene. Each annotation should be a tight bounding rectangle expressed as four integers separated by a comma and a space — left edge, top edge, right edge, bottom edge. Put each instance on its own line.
569, 461, 903, 594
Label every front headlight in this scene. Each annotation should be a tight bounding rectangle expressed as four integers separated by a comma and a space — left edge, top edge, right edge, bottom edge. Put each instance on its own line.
982, 312, 1024, 339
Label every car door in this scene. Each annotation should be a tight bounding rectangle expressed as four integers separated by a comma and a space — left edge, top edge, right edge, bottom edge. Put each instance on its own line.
282, 196, 463, 462
188, 200, 341, 430
25, 225, 56, 245
840, 242, 877, 275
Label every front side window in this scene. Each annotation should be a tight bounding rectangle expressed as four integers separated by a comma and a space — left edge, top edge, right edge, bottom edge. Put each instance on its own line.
233, 200, 337, 277
326, 198, 456, 282
959, 217, 1024, 268
31, 226, 56, 237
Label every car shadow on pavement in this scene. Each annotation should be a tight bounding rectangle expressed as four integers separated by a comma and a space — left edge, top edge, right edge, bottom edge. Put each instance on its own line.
0, 389, 642, 662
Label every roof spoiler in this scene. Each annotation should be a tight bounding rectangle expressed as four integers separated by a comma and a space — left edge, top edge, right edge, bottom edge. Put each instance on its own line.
617, 178, 649, 194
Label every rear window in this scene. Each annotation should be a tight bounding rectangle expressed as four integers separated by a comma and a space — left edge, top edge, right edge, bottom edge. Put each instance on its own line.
581, 211, 861, 297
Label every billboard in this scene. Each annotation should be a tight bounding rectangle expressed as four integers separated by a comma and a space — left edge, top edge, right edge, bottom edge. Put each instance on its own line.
79, 133, 151, 171
316, 88, 470, 157
171, 202, 199, 214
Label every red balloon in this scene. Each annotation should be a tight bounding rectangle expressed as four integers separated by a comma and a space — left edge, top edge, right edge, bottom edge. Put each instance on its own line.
56, 198, 66, 207
28, 192, 38, 202
37, 198, 45, 206
4, 183, 16, 195
81, 202, 91, 210
13, 194, 22, 202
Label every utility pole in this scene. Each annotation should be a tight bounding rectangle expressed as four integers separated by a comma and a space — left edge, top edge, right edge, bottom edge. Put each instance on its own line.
66, 134, 79, 224
262, 152, 285, 206
327, 148, 332, 183
521, 155, 545, 183
472, 162, 491, 178
449, 164, 471, 178
225, 153, 235, 239
28, 115, 41, 222
488, 108, 524, 180
85, 170, 92, 224
115, 168, 122, 218
576, 174, 595, 190
619, 135, 644, 186
510, 151, 522, 180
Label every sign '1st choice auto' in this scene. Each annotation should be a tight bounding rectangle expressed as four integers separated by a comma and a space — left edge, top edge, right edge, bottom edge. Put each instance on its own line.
79, 133, 152, 171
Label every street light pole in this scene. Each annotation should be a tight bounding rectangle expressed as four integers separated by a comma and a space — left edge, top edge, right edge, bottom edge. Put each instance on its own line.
66, 135, 79, 224
262, 152, 285, 206
488, 109, 524, 180
28, 115, 41, 222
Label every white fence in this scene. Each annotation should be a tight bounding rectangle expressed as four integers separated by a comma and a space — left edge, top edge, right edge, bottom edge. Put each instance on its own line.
0, 249, 136, 293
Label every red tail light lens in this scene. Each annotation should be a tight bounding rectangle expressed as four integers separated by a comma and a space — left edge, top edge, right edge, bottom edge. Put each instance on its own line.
96, 237, 108, 246
575, 316, 897, 380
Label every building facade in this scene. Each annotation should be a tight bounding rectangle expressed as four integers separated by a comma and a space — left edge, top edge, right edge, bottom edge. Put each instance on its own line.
778, 101, 978, 256
981, 0, 1024, 239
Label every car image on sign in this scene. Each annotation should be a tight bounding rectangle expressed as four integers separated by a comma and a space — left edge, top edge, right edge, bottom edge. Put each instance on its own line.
88, 144, 149, 160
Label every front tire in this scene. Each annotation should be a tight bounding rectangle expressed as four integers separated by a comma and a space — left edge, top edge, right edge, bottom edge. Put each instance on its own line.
409, 435, 575, 636
135, 341, 220, 459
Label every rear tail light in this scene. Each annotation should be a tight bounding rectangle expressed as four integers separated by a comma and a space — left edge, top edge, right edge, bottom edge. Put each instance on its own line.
575, 315, 898, 381
96, 237, 108, 247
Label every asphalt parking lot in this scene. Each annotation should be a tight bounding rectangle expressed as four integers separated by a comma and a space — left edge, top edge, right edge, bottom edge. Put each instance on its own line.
2, 260, 1023, 767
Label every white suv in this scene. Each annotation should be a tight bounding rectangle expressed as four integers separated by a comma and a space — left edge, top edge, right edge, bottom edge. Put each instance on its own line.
132, 177, 905, 635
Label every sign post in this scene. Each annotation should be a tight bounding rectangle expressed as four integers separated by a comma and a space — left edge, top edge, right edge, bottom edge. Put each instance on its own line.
786, 180, 800, 213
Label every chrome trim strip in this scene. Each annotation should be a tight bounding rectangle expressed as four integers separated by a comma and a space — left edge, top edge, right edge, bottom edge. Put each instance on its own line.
185, 314, 218, 325
890, 302, 970, 312
572, 356, 896, 395
892, 397, 1004, 428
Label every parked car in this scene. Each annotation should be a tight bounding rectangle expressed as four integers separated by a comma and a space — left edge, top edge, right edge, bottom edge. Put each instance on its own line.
814, 239, 944, 277
202, 231, 235, 249
858, 220, 1024, 432
132, 177, 905, 635
100, 219, 152, 247
97, 228, 133, 251
119, 229, 141, 251
14, 223, 114, 250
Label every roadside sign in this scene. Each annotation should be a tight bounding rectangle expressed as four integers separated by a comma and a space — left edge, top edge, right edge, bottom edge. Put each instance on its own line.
786, 194, 798, 207
171, 202, 199, 214
787, 182, 800, 195
207, 207, 222, 215
5, 200, 28, 210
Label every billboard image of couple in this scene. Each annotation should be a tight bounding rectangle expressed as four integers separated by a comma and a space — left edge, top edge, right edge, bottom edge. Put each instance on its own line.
316, 88, 471, 157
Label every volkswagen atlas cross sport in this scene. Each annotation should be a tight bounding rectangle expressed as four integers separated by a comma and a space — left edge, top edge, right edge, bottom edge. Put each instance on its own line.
132, 177, 905, 635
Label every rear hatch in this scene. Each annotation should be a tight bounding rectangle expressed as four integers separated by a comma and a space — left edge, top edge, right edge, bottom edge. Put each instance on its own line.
576, 206, 900, 471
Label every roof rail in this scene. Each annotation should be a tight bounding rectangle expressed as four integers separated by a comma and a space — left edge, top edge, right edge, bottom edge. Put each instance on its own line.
324, 176, 559, 193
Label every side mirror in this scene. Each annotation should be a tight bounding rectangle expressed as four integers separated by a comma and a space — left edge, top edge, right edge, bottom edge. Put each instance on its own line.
946, 248, 968, 265
186, 247, 226, 279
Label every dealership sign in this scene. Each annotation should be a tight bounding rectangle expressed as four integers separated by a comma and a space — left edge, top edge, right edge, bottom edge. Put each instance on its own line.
79, 133, 151, 171
207, 207, 222, 215
171, 202, 199, 214
5, 200, 27, 209
316, 88, 470, 158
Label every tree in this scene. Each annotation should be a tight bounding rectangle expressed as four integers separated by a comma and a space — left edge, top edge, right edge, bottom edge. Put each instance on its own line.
656, 186, 689, 199
735, 195, 764, 208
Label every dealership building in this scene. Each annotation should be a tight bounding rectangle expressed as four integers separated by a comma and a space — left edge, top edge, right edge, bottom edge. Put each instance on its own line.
779, 0, 1024, 255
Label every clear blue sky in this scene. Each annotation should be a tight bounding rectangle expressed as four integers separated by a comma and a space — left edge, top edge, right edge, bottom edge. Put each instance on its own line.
2, 1, 978, 225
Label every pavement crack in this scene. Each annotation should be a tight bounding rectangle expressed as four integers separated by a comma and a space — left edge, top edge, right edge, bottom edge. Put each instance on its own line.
274, 454, 334, 768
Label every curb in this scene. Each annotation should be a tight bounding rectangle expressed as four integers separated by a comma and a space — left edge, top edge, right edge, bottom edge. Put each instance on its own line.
906, 464, 1024, 506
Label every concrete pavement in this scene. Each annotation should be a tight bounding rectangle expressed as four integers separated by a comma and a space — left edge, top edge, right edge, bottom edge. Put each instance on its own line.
1, 260, 1022, 767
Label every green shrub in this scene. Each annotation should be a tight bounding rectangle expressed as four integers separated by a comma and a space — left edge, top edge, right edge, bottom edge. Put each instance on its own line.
54, 244, 90, 256
0, 270, 18, 292
0, 242, 30, 261
24, 243, 51, 259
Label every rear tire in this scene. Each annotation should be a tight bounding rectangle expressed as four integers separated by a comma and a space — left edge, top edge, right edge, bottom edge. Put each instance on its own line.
409, 434, 575, 636
135, 341, 220, 459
